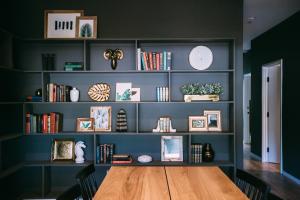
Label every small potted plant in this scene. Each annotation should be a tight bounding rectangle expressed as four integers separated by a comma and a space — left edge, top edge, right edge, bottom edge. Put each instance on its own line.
181, 82, 223, 102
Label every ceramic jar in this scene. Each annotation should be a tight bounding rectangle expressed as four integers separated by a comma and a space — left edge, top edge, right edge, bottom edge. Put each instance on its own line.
70, 87, 79, 102
203, 143, 215, 162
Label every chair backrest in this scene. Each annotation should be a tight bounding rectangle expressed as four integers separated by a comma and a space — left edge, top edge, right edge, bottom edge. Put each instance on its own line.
57, 184, 81, 200
76, 164, 98, 200
236, 168, 270, 200
268, 192, 283, 200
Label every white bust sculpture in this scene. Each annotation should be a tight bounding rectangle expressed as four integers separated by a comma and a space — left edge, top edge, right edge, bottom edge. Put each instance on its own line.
75, 141, 86, 163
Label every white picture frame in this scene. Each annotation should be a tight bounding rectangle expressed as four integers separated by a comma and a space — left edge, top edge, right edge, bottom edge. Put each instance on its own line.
44, 10, 84, 39
188, 116, 208, 132
204, 110, 222, 131
161, 136, 183, 162
90, 106, 112, 132
116, 82, 132, 101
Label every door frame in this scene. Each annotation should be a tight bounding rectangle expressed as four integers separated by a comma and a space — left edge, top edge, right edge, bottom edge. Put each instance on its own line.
261, 59, 283, 173
243, 73, 251, 144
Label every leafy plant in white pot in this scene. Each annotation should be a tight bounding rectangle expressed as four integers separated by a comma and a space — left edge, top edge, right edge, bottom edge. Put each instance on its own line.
181, 82, 223, 102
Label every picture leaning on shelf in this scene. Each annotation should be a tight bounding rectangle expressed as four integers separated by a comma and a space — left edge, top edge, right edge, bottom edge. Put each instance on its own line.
137, 48, 172, 71
161, 136, 183, 162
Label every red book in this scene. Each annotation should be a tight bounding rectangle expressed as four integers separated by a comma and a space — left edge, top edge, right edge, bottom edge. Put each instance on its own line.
112, 158, 133, 164
156, 53, 160, 70
42, 114, 48, 133
25, 113, 31, 134
148, 52, 153, 70
50, 112, 56, 133
53, 84, 56, 102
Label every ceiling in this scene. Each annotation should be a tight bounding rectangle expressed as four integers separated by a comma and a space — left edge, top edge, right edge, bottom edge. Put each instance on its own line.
243, 0, 300, 51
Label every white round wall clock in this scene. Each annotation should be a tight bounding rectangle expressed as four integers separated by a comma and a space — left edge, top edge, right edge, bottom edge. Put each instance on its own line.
189, 46, 213, 70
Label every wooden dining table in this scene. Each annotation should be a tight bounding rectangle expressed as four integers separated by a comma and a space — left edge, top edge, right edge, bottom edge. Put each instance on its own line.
94, 166, 249, 200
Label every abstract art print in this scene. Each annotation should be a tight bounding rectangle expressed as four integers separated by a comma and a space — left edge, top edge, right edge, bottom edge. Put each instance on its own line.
76, 16, 97, 38
116, 82, 132, 101
90, 106, 112, 131
44, 10, 84, 38
52, 139, 75, 161
204, 110, 222, 131
161, 136, 183, 161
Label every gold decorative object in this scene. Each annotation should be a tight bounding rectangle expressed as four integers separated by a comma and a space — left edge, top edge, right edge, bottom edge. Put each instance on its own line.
88, 83, 110, 102
51, 139, 75, 161
103, 49, 124, 70
184, 94, 219, 102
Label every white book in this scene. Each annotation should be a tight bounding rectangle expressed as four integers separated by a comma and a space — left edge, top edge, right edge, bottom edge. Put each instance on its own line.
137, 48, 141, 71
162, 87, 166, 102
165, 87, 169, 101
159, 87, 163, 102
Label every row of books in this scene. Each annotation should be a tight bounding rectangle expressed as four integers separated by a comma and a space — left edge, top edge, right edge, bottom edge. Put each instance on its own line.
191, 143, 203, 163
156, 87, 169, 102
47, 83, 72, 102
96, 144, 114, 164
137, 48, 172, 71
25, 112, 63, 134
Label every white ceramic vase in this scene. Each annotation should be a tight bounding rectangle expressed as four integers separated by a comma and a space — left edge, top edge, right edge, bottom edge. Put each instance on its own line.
70, 87, 79, 102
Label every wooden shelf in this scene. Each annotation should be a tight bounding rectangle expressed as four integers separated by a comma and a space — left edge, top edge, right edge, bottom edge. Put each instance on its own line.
24, 160, 93, 167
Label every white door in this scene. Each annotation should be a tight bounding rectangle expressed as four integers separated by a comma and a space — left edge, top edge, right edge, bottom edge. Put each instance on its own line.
243, 74, 251, 144
262, 60, 282, 164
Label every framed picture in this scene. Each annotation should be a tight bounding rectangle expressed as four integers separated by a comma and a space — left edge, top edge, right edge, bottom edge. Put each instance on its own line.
116, 82, 132, 101
161, 136, 183, 162
51, 139, 75, 161
131, 88, 140, 102
90, 106, 112, 131
76, 118, 95, 132
204, 110, 222, 131
76, 16, 97, 39
189, 116, 208, 132
44, 10, 84, 38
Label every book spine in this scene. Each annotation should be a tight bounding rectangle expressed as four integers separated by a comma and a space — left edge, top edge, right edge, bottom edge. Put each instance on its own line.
50, 112, 56, 133
159, 87, 163, 102
100, 145, 104, 163
166, 87, 169, 101
53, 84, 57, 102
103, 144, 107, 164
32, 115, 37, 133
47, 115, 50, 133
152, 52, 156, 71
141, 52, 145, 71
162, 87, 166, 102
49, 83, 53, 102
167, 52, 172, 70
143, 52, 148, 71
163, 51, 167, 71
137, 48, 141, 71
96, 146, 100, 164
156, 53, 160, 71
25, 113, 31, 134
42, 114, 48, 133
110, 144, 114, 163
160, 53, 163, 70
156, 87, 159, 102
148, 52, 153, 70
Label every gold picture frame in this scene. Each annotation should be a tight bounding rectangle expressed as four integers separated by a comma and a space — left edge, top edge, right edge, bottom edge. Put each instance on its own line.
76, 16, 97, 39
90, 106, 112, 132
189, 116, 208, 132
76, 118, 95, 132
51, 139, 75, 161
204, 110, 222, 131
44, 10, 84, 39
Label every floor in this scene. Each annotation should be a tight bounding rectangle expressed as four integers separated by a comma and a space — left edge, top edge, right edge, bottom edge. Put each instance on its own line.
243, 144, 300, 200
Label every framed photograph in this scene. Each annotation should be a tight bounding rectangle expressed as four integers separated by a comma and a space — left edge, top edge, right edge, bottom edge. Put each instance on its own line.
161, 136, 183, 162
76, 118, 95, 132
51, 139, 75, 161
90, 106, 112, 131
204, 110, 222, 131
44, 10, 84, 39
131, 88, 140, 102
189, 116, 208, 132
116, 82, 132, 101
76, 16, 97, 39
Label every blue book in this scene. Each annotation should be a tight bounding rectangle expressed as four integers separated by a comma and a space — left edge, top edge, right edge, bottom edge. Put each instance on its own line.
96, 146, 100, 164
163, 51, 167, 71
156, 87, 160, 102
141, 52, 145, 71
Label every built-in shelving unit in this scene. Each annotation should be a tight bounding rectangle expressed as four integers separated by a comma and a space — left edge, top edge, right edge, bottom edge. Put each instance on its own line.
1, 37, 236, 198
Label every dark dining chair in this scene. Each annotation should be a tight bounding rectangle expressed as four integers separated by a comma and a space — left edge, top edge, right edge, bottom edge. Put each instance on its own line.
75, 164, 98, 200
268, 192, 283, 200
236, 168, 271, 200
57, 184, 81, 200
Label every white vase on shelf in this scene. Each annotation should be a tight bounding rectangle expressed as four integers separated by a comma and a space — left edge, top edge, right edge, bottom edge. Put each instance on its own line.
70, 87, 79, 102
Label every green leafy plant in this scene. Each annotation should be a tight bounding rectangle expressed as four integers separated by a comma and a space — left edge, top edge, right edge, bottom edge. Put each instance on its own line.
181, 83, 223, 95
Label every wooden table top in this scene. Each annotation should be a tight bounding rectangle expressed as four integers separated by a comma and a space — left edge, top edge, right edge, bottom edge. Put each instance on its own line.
94, 166, 249, 200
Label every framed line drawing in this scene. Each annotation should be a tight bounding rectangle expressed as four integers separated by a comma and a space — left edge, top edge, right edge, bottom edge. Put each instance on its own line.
44, 10, 84, 38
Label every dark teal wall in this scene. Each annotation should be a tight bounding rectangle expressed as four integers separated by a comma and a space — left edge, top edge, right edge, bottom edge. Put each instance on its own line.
250, 11, 300, 179
243, 51, 251, 75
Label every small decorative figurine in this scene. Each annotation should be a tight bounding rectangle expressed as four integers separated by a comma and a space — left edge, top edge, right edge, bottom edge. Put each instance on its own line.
70, 87, 79, 102
75, 141, 86, 163
116, 109, 128, 132
35, 88, 42, 97
103, 49, 124, 70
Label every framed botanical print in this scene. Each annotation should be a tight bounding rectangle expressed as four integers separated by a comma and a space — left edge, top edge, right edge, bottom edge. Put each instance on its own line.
161, 136, 183, 162
44, 10, 84, 38
51, 139, 75, 161
204, 110, 222, 131
76, 16, 97, 38
76, 118, 94, 132
189, 116, 208, 132
90, 106, 112, 132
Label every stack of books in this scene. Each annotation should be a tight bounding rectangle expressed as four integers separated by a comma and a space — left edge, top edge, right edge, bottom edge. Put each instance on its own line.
191, 143, 203, 163
46, 83, 72, 102
159, 117, 171, 132
112, 154, 133, 164
137, 48, 172, 71
26, 96, 42, 102
25, 112, 63, 134
156, 87, 169, 102
96, 144, 114, 164
64, 62, 83, 71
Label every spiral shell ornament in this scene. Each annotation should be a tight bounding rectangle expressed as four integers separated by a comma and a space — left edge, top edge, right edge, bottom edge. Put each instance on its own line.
88, 83, 111, 102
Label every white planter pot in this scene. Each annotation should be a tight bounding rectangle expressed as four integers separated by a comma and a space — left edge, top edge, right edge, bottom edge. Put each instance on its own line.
184, 95, 219, 102
70, 87, 79, 102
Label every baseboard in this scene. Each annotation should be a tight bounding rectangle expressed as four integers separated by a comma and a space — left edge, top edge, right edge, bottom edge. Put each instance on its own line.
282, 171, 300, 185
250, 152, 262, 161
